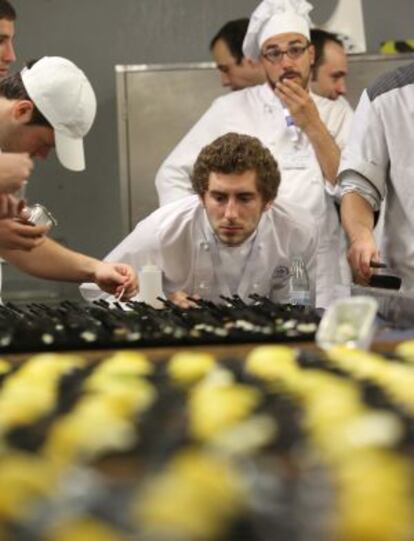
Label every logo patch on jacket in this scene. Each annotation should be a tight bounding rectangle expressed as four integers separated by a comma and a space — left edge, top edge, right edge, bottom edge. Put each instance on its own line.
272, 265, 290, 284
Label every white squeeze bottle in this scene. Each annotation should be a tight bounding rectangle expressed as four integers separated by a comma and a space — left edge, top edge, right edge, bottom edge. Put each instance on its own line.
289, 255, 311, 306
138, 264, 164, 309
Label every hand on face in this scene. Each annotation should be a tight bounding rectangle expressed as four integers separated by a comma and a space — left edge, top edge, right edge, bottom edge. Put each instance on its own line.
275, 78, 320, 131
0, 153, 33, 194
94, 262, 138, 300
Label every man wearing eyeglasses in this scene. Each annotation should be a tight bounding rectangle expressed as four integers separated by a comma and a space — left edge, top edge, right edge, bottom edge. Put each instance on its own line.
155, 0, 353, 308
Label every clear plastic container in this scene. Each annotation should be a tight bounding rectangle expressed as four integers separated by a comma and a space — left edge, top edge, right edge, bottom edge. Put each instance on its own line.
138, 264, 164, 309
25, 204, 57, 228
316, 296, 378, 350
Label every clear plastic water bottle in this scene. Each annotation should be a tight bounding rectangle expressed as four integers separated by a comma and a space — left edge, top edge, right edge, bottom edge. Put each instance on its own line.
289, 255, 311, 306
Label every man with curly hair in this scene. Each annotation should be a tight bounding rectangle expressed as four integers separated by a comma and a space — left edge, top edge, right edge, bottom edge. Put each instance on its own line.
155, 0, 353, 308
81, 133, 317, 307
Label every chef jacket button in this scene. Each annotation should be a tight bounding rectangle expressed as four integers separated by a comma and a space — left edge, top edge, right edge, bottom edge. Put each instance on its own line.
253, 283, 259, 290
201, 242, 209, 251
199, 281, 207, 290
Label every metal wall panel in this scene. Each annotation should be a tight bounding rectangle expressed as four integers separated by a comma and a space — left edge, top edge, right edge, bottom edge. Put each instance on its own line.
117, 64, 225, 232
117, 54, 414, 232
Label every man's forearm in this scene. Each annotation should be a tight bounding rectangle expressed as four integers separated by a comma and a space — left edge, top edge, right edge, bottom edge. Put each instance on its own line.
340, 191, 380, 279
305, 119, 340, 185
275, 80, 341, 185
1, 238, 99, 282
340, 192, 375, 242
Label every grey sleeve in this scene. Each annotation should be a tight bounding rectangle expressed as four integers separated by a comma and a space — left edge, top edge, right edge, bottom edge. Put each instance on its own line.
337, 89, 389, 206
339, 170, 382, 211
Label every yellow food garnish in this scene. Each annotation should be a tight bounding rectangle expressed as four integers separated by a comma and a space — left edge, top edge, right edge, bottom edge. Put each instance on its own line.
0, 383, 55, 429
0, 360, 11, 376
327, 347, 385, 379
395, 340, 414, 363
190, 379, 261, 441
246, 346, 296, 381
0, 453, 57, 520
94, 351, 152, 377
45, 518, 126, 541
168, 352, 216, 385
0, 354, 87, 431
334, 451, 413, 541
44, 400, 136, 464
19, 354, 86, 381
133, 449, 245, 541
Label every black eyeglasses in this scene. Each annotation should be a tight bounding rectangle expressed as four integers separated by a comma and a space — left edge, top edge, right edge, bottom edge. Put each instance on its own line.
261, 44, 310, 64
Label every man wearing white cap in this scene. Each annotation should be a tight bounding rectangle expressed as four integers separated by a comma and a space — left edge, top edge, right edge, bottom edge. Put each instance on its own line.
155, 0, 353, 307
0, 0, 36, 215
0, 57, 137, 300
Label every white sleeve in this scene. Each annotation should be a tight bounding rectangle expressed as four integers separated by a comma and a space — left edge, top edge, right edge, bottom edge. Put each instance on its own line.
339, 171, 382, 211
330, 97, 354, 151
155, 98, 227, 206
338, 89, 389, 201
323, 98, 354, 197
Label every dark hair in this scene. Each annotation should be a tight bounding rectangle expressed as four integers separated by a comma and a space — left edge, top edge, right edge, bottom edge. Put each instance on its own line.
210, 18, 249, 65
0, 0, 16, 20
310, 28, 344, 74
192, 132, 280, 202
0, 59, 51, 127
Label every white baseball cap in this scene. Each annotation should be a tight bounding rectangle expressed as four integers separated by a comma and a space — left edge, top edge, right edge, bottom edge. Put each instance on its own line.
21, 56, 97, 171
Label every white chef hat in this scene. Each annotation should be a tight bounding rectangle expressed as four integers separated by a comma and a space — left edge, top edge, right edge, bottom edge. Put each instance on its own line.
21, 56, 97, 172
243, 0, 314, 61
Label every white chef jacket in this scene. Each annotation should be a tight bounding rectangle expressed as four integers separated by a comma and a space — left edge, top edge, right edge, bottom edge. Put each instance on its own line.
338, 62, 414, 291
80, 195, 318, 305
155, 83, 353, 307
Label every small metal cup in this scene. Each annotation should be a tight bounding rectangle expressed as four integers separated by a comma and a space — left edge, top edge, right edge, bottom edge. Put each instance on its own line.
24, 204, 58, 228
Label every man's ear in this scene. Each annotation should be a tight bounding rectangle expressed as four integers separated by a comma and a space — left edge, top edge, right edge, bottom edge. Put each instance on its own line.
308, 43, 315, 68
12, 100, 34, 124
245, 57, 260, 69
263, 200, 272, 212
